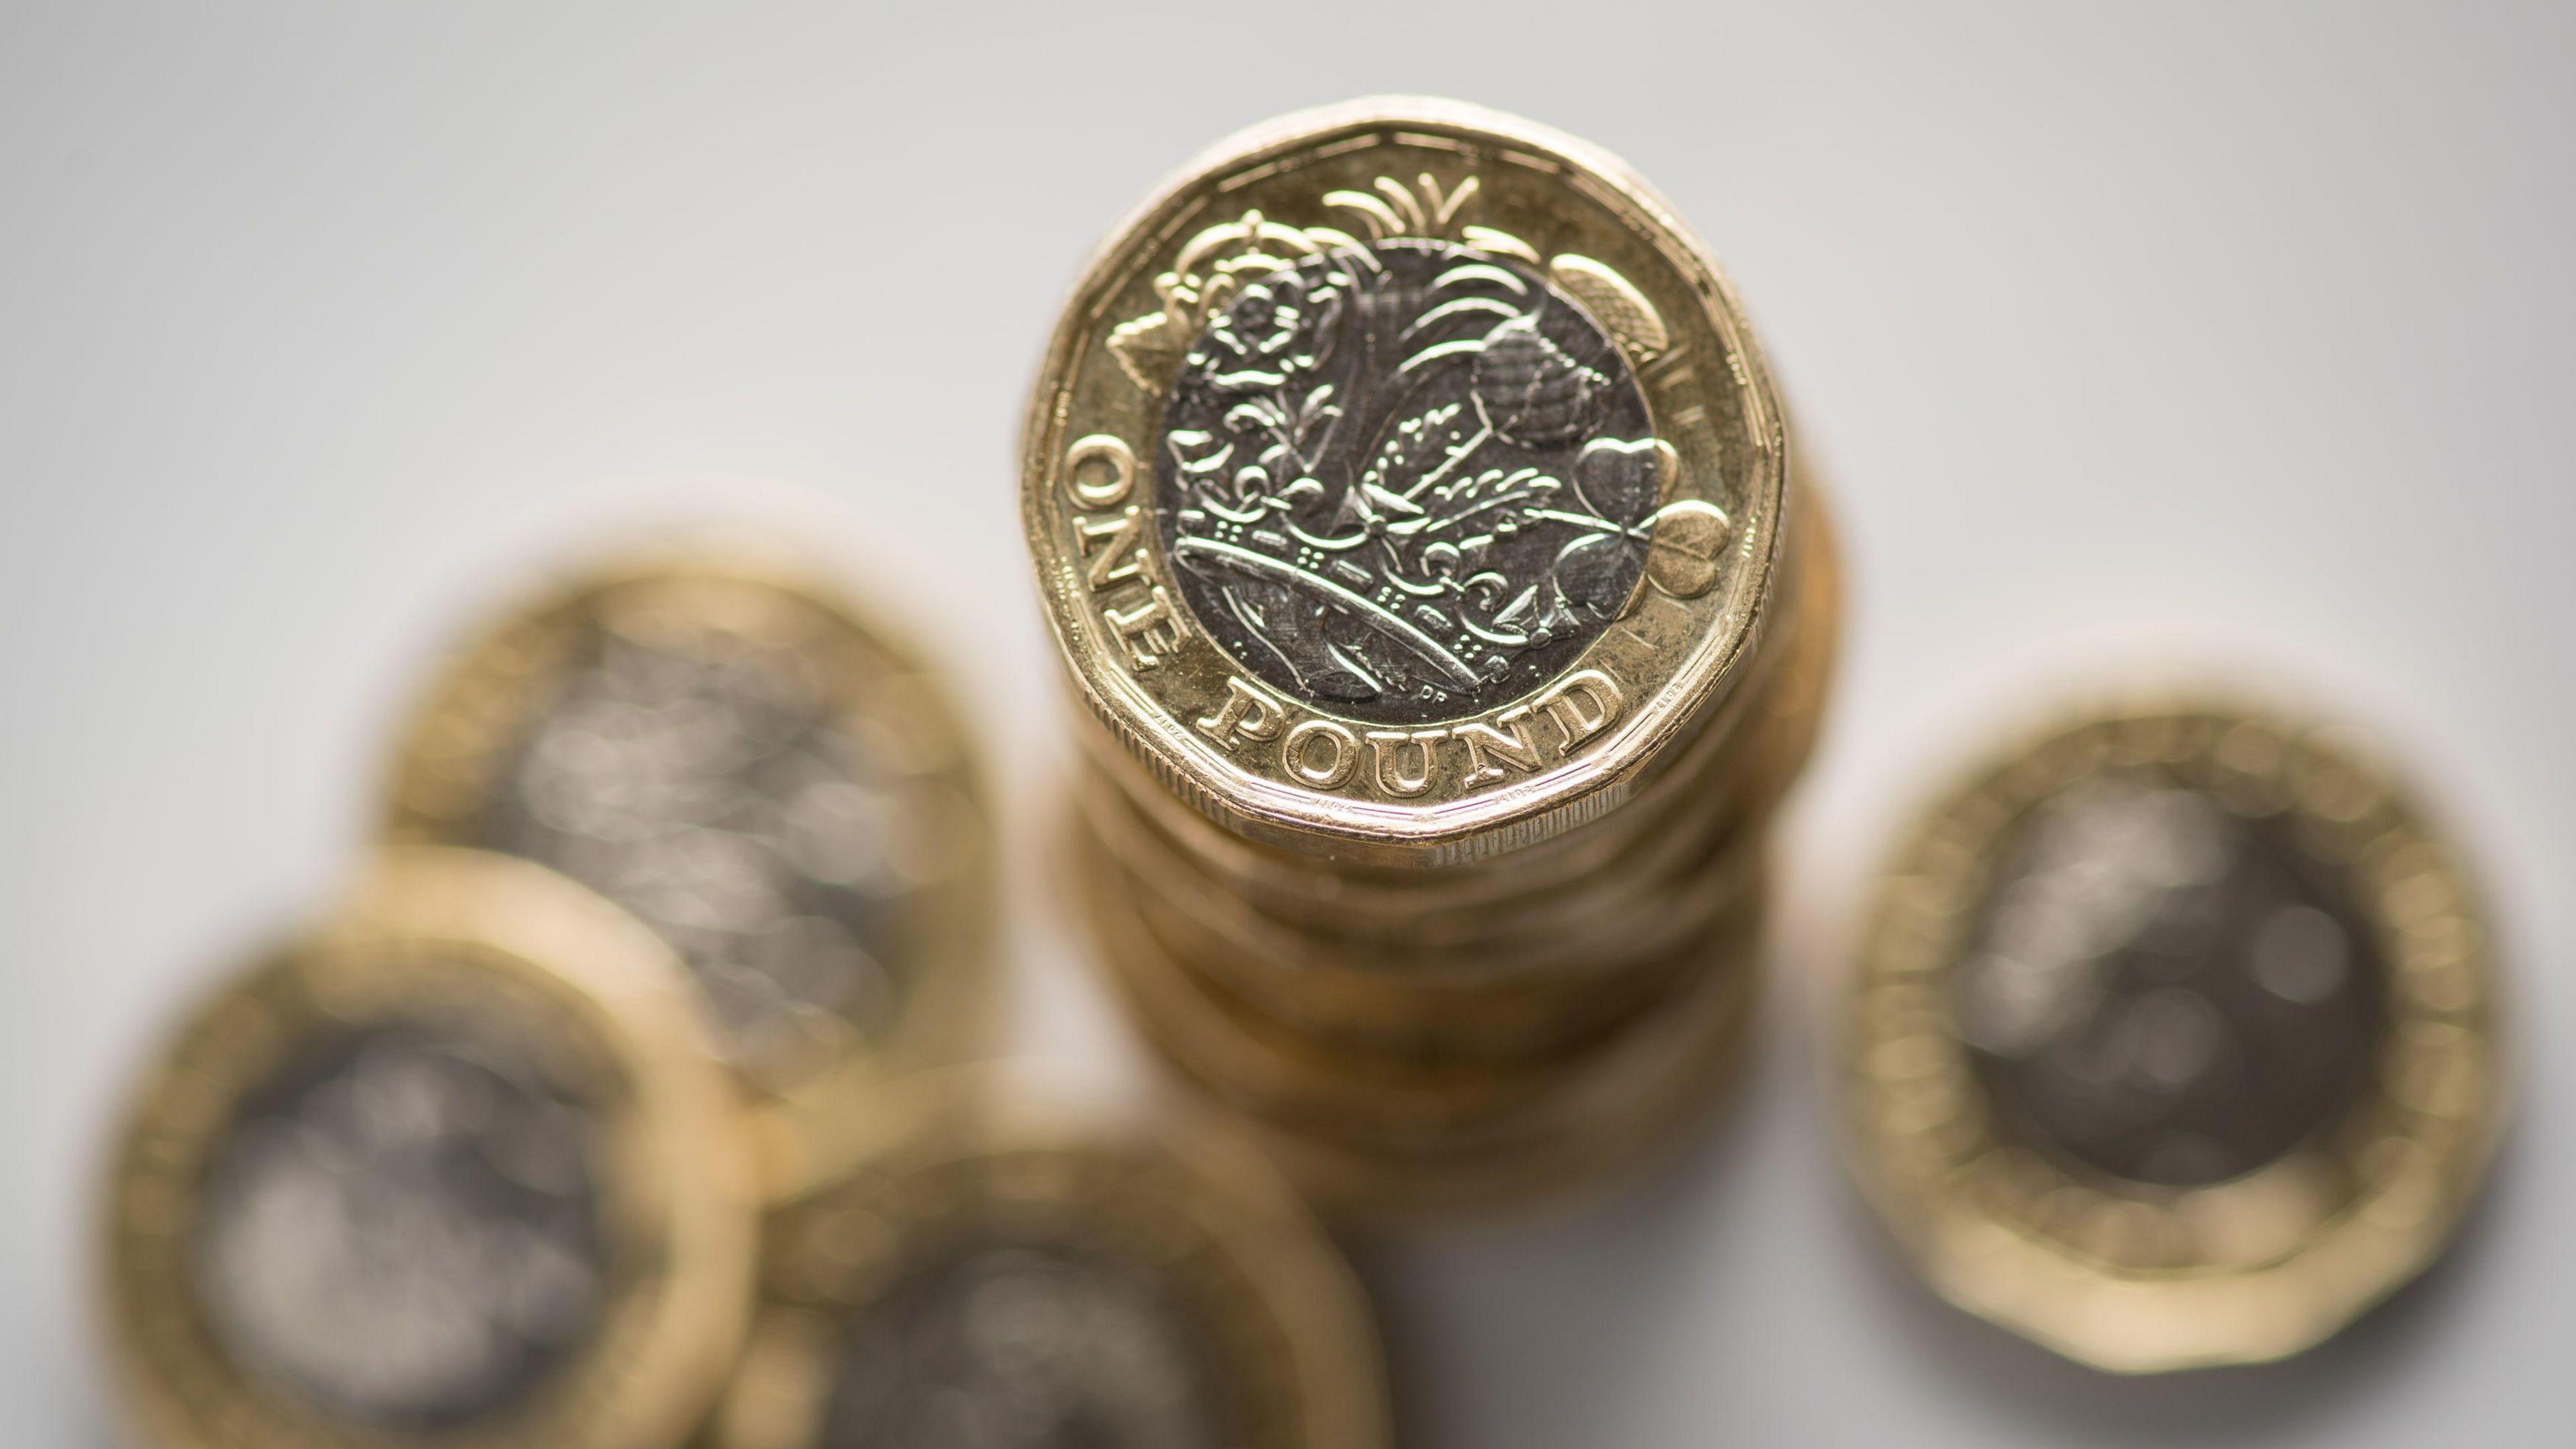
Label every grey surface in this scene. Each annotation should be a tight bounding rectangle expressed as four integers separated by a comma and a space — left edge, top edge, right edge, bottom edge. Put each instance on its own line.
3, 3, 2567, 1445
195, 1022, 607, 1431
1957, 769, 2389, 1188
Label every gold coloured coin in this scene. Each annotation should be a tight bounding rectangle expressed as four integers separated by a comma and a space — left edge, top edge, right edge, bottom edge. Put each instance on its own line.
1842, 697, 2506, 1372
1023, 96, 1792, 865
98, 847, 755, 1449
706, 1068, 1389, 1449
380, 534, 995, 1174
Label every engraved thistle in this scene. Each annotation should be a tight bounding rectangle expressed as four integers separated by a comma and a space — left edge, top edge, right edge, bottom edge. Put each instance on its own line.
1121, 176, 1726, 724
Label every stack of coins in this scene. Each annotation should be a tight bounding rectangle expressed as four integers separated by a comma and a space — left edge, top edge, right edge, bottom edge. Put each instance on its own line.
99, 533, 1391, 1448
1022, 99, 1842, 1218
1841, 696, 2506, 1371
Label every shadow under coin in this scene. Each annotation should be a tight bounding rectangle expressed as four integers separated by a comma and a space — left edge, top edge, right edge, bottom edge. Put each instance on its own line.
1351, 1019, 1782, 1449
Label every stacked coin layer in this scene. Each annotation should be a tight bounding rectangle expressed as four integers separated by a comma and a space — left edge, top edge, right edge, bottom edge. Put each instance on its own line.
1841, 696, 2506, 1371
99, 855, 1390, 1449
1022, 98, 1842, 1218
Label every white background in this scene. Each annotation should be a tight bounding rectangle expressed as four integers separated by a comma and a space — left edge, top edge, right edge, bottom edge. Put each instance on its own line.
5, 3, 2568, 1444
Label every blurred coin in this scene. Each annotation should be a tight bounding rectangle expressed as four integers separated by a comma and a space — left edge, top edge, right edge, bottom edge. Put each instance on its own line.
382, 535, 994, 1143
1843, 698, 2506, 1371
707, 1068, 1388, 1449
99, 848, 755, 1449
1022, 96, 1795, 865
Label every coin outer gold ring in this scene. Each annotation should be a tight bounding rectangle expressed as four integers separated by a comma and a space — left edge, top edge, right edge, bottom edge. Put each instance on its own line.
710, 1065, 1389, 1449
1021, 95, 1790, 865
97, 847, 757, 1449
375, 535, 998, 1198
1842, 699, 2507, 1373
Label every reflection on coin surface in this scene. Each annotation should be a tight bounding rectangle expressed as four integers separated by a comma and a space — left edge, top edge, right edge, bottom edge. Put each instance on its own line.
1023, 97, 1791, 863
1843, 700, 2505, 1372
716, 1071, 1387, 1449
819, 1238, 1232, 1449
195, 1023, 606, 1429
101, 849, 753, 1449
384, 539, 991, 1105
1954, 776, 2388, 1186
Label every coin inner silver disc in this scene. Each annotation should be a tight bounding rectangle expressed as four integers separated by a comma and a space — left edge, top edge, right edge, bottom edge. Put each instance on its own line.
1951, 775, 2390, 1187
819, 1238, 1236, 1449
479, 624, 910, 1085
1157, 239, 1660, 725
192, 1020, 607, 1429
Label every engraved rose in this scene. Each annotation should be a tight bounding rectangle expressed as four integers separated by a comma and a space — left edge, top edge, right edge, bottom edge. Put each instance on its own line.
1108, 210, 1325, 392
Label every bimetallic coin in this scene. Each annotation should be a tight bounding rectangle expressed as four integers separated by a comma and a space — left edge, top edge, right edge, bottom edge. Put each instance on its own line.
382, 536, 994, 1138
99, 848, 755, 1449
1843, 700, 2506, 1372
1024, 97, 1790, 865
708, 1070, 1389, 1449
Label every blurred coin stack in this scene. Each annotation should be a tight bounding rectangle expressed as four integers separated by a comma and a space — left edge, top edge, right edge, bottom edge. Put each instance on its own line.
99, 531, 1389, 1449
1023, 99, 1843, 1218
